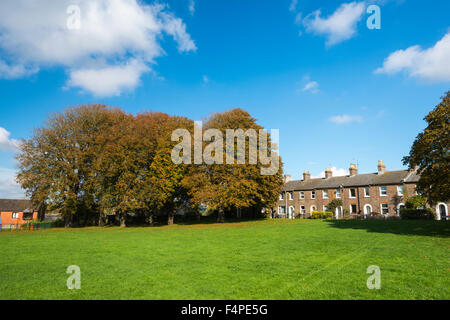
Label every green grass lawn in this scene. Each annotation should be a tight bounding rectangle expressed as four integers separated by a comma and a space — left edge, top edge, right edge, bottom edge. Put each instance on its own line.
0, 219, 449, 300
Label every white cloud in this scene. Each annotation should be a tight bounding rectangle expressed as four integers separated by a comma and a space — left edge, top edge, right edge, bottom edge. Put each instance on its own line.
375, 32, 450, 82
301, 81, 319, 93
328, 115, 363, 124
0, 61, 39, 79
202, 75, 210, 84
0, 168, 25, 199
67, 59, 149, 97
312, 167, 349, 179
0, 127, 20, 152
188, 0, 195, 15
303, 2, 365, 46
0, 0, 196, 96
289, 0, 298, 12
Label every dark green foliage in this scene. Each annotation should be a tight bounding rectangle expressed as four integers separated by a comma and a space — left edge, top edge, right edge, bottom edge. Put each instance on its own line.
400, 208, 435, 220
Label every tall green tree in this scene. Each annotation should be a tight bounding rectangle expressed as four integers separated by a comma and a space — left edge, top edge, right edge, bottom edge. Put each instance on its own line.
403, 91, 450, 204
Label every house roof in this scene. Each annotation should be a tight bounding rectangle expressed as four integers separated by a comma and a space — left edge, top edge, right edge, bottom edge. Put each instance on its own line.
0, 199, 36, 212
283, 169, 420, 191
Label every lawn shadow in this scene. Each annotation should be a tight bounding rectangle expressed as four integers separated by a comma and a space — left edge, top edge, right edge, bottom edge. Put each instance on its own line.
325, 220, 450, 237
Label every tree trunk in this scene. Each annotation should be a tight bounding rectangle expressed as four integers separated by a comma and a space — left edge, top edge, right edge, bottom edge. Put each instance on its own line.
168, 212, 174, 225
147, 213, 154, 226
119, 212, 126, 228
217, 207, 225, 223
98, 209, 105, 227
64, 213, 73, 228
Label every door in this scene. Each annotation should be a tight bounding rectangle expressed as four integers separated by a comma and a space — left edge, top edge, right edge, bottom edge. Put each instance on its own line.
439, 204, 447, 221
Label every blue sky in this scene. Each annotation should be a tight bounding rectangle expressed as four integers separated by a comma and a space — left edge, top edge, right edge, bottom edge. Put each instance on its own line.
0, 0, 449, 198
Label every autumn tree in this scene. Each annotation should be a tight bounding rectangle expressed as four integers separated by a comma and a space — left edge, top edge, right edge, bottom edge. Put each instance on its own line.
182, 108, 284, 222
133, 112, 193, 225
403, 91, 450, 204
17, 105, 121, 227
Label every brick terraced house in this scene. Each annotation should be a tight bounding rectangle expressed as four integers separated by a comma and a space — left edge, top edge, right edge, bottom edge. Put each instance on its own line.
0, 199, 38, 229
275, 161, 449, 220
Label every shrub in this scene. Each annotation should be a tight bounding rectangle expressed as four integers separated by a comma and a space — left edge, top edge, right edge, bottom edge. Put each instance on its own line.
405, 195, 427, 209
400, 208, 435, 220
311, 211, 334, 219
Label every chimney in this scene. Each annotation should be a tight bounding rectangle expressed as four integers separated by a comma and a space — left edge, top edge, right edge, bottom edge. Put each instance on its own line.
303, 171, 311, 181
377, 160, 386, 175
349, 164, 358, 176
284, 174, 291, 183
324, 168, 333, 179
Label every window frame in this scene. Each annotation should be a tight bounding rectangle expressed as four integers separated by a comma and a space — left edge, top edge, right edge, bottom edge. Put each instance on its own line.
311, 191, 316, 199
350, 204, 357, 214
300, 205, 306, 215
349, 188, 356, 198
288, 192, 293, 200
299, 191, 305, 200
380, 203, 389, 215
364, 187, 370, 197
323, 190, 329, 199
12, 212, 19, 219
380, 186, 387, 196
336, 189, 341, 198
397, 185, 404, 196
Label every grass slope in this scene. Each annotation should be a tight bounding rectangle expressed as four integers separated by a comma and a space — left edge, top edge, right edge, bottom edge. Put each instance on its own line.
0, 219, 448, 300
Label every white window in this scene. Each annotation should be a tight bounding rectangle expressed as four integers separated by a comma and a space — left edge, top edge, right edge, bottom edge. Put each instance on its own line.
279, 193, 284, 200
323, 190, 329, 199
279, 206, 286, 214
12, 212, 19, 219
299, 191, 305, 200
397, 186, 404, 196
300, 206, 306, 215
323, 205, 329, 212
311, 191, 316, 199
349, 188, 356, 198
350, 204, 357, 214
288, 192, 293, 200
381, 203, 389, 215
380, 186, 387, 196
364, 187, 370, 197
336, 189, 341, 198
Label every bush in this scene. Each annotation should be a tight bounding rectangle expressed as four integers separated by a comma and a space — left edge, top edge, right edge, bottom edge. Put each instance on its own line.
400, 208, 435, 220
311, 211, 334, 219
405, 195, 427, 209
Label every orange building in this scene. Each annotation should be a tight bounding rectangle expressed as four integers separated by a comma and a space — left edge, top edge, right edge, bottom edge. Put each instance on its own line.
0, 199, 38, 230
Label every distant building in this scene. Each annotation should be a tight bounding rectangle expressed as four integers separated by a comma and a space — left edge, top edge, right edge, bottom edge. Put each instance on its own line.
275, 161, 449, 220
0, 199, 38, 229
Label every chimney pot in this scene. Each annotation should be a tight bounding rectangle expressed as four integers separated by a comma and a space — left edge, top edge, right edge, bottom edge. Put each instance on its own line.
303, 171, 311, 181
284, 174, 291, 183
377, 160, 386, 175
349, 164, 358, 176
325, 168, 332, 179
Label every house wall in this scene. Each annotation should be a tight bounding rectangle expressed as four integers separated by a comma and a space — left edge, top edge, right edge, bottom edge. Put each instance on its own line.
276, 182, 449, 219
276, 183, 420, 218
0, 211, 38, 227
